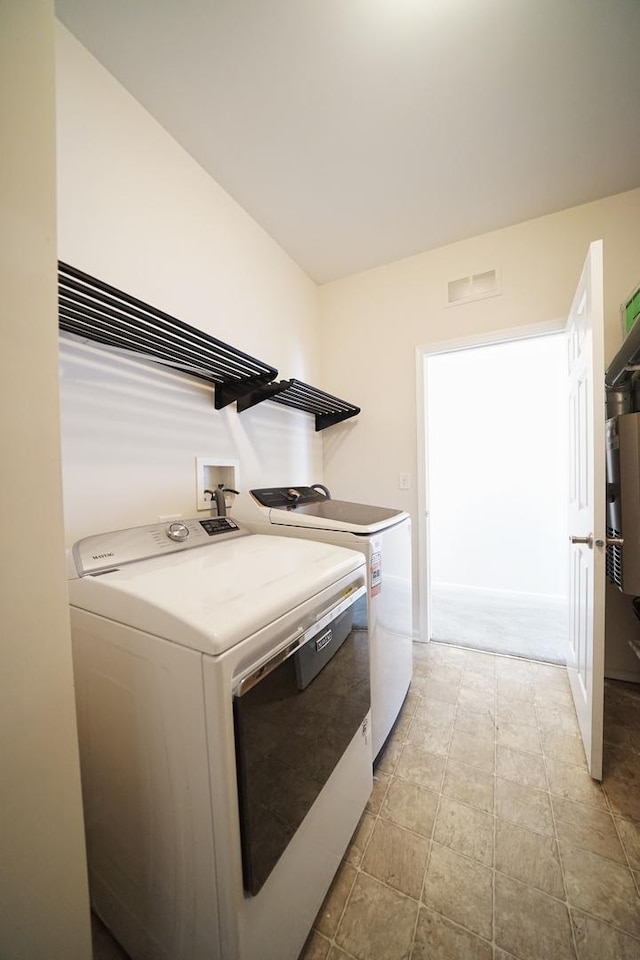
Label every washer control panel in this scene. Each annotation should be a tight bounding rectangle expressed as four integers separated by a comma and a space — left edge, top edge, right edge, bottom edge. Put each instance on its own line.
70, 516, 246, 578
199, 516, 240, 536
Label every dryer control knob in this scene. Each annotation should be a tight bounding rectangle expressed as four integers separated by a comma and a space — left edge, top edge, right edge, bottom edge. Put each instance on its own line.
167, 522, 189, 542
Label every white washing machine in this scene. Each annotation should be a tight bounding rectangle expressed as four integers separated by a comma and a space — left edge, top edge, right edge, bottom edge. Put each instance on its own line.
243, 486, 413, 759
67, 515, 372, 960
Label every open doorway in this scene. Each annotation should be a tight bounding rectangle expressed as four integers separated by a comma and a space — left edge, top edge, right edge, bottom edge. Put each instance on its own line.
424, 332, 569, 663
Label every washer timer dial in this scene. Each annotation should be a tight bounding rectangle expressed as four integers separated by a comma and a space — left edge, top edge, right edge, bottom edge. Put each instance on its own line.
167, 522, 189, 542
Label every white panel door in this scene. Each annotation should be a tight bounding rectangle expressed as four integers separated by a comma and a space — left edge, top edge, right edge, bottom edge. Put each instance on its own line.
566, 239, 606, 780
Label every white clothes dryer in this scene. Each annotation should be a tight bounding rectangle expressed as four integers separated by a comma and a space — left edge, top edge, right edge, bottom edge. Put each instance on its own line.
243, 486, 413, 759
67, 516, 371, 960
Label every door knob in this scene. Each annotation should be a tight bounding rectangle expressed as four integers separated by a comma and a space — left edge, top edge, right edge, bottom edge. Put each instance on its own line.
569, 534, 593, 548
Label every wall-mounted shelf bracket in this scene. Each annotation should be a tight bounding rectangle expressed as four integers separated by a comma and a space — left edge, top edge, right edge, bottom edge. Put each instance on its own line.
214, 374, 280, 410
314, 406, 361, 431
235, 380, 291, 412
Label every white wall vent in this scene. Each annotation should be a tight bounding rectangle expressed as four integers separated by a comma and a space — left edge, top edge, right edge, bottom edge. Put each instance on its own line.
447, 269, 500, 306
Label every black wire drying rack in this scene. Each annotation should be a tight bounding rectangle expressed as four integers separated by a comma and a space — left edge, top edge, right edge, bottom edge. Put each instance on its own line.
58, 262, 277, 408
58, 262, 360, 429
237, 378, 360, 431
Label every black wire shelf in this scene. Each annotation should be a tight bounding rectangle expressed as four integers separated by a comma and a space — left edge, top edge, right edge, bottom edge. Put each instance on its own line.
237, 378, 360, 431
58, 262, 361, 429
58, 262, 278, 408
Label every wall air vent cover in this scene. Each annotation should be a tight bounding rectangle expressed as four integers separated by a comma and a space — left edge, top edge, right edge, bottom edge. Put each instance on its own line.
447, 269, 500, 306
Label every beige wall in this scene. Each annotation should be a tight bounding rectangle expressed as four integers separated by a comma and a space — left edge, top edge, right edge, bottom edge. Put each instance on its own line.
0, 3, 92, 958
55, 24, 322, 542
319, 189, 640, 646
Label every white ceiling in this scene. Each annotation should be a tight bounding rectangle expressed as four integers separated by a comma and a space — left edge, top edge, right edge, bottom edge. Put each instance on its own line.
55, 0, 640, 284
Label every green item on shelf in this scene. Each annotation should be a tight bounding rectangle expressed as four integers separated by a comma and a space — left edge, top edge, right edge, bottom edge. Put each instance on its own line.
623, 286, 640, 337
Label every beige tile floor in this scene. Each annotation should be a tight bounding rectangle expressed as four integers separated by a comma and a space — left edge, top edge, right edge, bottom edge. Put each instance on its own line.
299, 642, 640, 960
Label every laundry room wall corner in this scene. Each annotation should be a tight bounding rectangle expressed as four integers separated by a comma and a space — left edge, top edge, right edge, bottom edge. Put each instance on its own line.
55, 23, 324, 543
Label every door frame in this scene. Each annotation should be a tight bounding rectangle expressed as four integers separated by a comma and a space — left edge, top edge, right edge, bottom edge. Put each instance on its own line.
415, 319, 565, 644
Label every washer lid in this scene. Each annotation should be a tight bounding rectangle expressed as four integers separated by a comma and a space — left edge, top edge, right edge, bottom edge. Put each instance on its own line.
68, 534, 364, 655
267, 499, 408, 534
